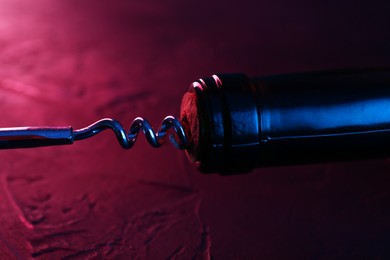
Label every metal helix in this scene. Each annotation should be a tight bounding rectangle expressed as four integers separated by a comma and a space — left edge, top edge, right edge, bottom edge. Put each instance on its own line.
73, 116, 190, 149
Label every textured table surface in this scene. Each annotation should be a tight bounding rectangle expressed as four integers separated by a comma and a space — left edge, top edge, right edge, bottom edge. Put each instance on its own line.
0, 0, 390, 259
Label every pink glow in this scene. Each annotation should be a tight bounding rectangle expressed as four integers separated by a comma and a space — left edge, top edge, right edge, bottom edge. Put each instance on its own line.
0, 0, 388, 258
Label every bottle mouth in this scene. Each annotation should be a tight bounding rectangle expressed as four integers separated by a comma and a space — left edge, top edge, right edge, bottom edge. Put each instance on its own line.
179, 73, 258, 174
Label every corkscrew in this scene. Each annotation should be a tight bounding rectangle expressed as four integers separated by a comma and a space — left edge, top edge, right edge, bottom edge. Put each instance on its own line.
0, 116, 189, 150
1, 68, 390, 174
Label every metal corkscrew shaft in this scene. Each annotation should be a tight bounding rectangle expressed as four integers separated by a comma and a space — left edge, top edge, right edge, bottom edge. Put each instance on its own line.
0, 116, 189, 150
73, 116, 189, 149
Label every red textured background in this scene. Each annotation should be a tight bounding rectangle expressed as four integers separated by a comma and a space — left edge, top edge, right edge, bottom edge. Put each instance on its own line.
0, 0, 390, 258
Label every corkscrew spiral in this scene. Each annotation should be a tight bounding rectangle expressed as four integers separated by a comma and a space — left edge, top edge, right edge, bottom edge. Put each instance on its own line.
73, 116, 190, 149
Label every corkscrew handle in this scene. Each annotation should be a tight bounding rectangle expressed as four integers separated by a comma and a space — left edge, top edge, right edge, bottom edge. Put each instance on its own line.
0, 127, 73, 149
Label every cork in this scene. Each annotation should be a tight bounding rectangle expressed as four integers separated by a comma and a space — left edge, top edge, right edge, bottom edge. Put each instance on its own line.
180, 91, 199, 162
